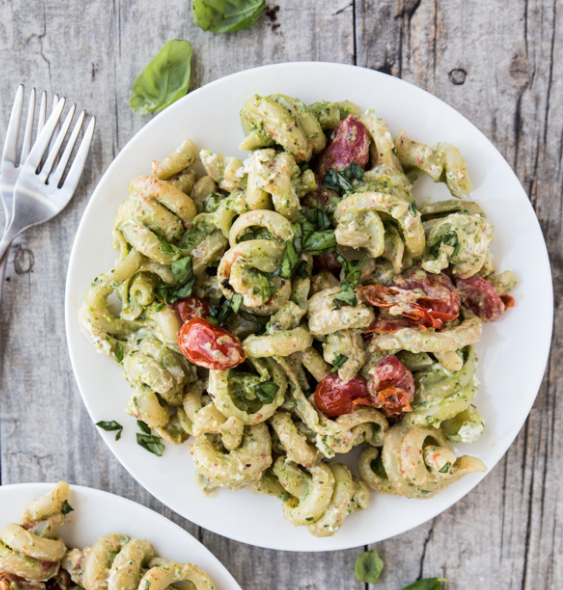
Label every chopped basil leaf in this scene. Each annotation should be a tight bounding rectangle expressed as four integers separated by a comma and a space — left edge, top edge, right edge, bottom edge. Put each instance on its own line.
136, 433, 165, 456
157, 256, 195, 303
331, 354, 349, 372
137, 420, 151, 435
430, 231, 460, 259
345, 162, 364, 180
354, 549, 384, 585
231, 293, 243, 313
333, 283, 357, 307
409, 201, 417, 216
301, 230, 336, 255
401, 578, 449, 590
96, 421, 124, 441
392, 146, 398, 156
155, 302, 165, 312
439, 462, 451, 473
171, 256, 193, 284
305, 516, 314, 522
295, 260, 309, 279
129, 40, 192, 115
61, 500, 74, 516
178, 219, 214, 250
303, 208, 332, 231
259, 274, 273, 303
279, 238, 300, 278
254, 381, 280, 404
157, 235, 175, 254
144, 582, 151, 590
114, 342, 124, 364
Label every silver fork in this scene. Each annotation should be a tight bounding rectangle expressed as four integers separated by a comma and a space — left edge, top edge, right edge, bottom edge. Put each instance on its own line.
0, 86, 95, 300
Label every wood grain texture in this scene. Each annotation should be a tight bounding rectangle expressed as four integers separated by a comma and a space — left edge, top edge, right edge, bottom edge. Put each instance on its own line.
0, 1, 560, 589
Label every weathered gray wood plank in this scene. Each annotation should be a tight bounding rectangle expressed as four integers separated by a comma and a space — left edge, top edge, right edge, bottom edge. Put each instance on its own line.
0, 0, 561, 589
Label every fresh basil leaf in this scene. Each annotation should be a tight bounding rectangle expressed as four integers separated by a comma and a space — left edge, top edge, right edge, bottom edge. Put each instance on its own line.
301, 230, 336, 255
331, 354, 348, 372
231, 293, 243, 313
61, 500, 74, 517
254, 380, 280, 404
137, 420, 151, 435
323, 168, 353, 193
354, 549, 384, 584
157, 235, 175, 254
439, 462, 451, 473
401, 578, 449, 590
136, 433, 165, 456
259, 274, 273, 303
171, 256, 194, 284
96, 421, 124, 441
430, 231, 459, 259
333, 283, 357, 307
303, 208, 332, 231
155, 302, 165, 312
409, 201, 418, 216
130, 40, 193, 115
179, 219, 214, 250
392, 146, 398, 156
295, 260, 309, 279
192, 0, 265, 33
114, 342, 124, 364
279, 238, 300, 278
343, 162, 364, 181
338, 255, 363, 288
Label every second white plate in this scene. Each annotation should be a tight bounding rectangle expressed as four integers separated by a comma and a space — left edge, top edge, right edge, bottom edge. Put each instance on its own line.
0, 483, 241, 590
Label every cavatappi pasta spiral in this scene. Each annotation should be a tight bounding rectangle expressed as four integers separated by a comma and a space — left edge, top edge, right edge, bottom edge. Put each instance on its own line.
0, 484, 215, 590
80, 93, 516, 536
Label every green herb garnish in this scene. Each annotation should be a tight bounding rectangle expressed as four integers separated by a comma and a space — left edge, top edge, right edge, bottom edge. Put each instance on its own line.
409, 201, 418, 216
114, 342, 124, 364
130, 40, 193, 115
137, 420, 151, 435
401, 579, 449, 590
136, 433, 165, 456
330, 354, 349, 372
191, 0, 265, 33
332, 255, 363, 307
96, 420, 124, 441
61, 500, 74, 516
254, 381, 280, 404
438, 462, 451, 473
354, 549, 384, 585
322, 163, 364, 194
156, 256, 195, 304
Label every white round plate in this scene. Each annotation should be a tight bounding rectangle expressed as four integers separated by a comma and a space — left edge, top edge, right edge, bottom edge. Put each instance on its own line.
0, 483, 241, 589
65, 62, 553, 551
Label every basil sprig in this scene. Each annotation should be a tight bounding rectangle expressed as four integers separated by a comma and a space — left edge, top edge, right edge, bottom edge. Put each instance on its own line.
254, 381, 280, 404
429, 231, 460, 260
333, 255, 363, 308
155, 256, 195, 304
114, 342, 124, 364
96, 420, 124, 441
192, 0, 265, 33
130, 40, 193, 115
354, 549, 384, 584
322, 162, 364, 195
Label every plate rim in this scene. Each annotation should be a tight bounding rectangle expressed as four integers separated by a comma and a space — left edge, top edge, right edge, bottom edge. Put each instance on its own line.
65, 60, 554, 552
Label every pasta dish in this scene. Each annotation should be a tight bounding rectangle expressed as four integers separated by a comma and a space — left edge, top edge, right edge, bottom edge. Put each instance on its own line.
0, 482, 214, 590
79, 94, 516, 536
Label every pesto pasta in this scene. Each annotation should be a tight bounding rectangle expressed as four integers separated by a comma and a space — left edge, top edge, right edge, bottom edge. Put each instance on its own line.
80, 94, 515, 536
0, 484, 215, 590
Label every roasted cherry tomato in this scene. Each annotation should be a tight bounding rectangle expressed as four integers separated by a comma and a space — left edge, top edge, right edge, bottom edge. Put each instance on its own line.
314, 373, 371, 418
178, 317, 246, 370
313, 252, 342, 275
367, 355, 415, 418
456, 275, 511, 322
172, 296, 211, 323
361, 267, 460, 330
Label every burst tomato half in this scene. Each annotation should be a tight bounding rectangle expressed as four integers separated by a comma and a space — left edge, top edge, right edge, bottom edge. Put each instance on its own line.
314, 373, 371, 418
178, 317, 246, 370
172, 296, 211, 323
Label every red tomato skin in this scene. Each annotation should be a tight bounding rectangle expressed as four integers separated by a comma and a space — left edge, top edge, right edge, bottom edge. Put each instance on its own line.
367, 355, 415, 417
178, 317, 246, 370
456, 275, 508, 322
172, 296, 211, 323
314, 373, 370, 418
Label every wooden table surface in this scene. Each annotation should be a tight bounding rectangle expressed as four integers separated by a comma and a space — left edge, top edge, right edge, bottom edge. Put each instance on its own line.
0, 1, 560, 589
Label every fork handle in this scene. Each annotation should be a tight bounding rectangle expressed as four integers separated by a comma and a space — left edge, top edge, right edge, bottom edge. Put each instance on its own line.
0, 248, 8, 306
